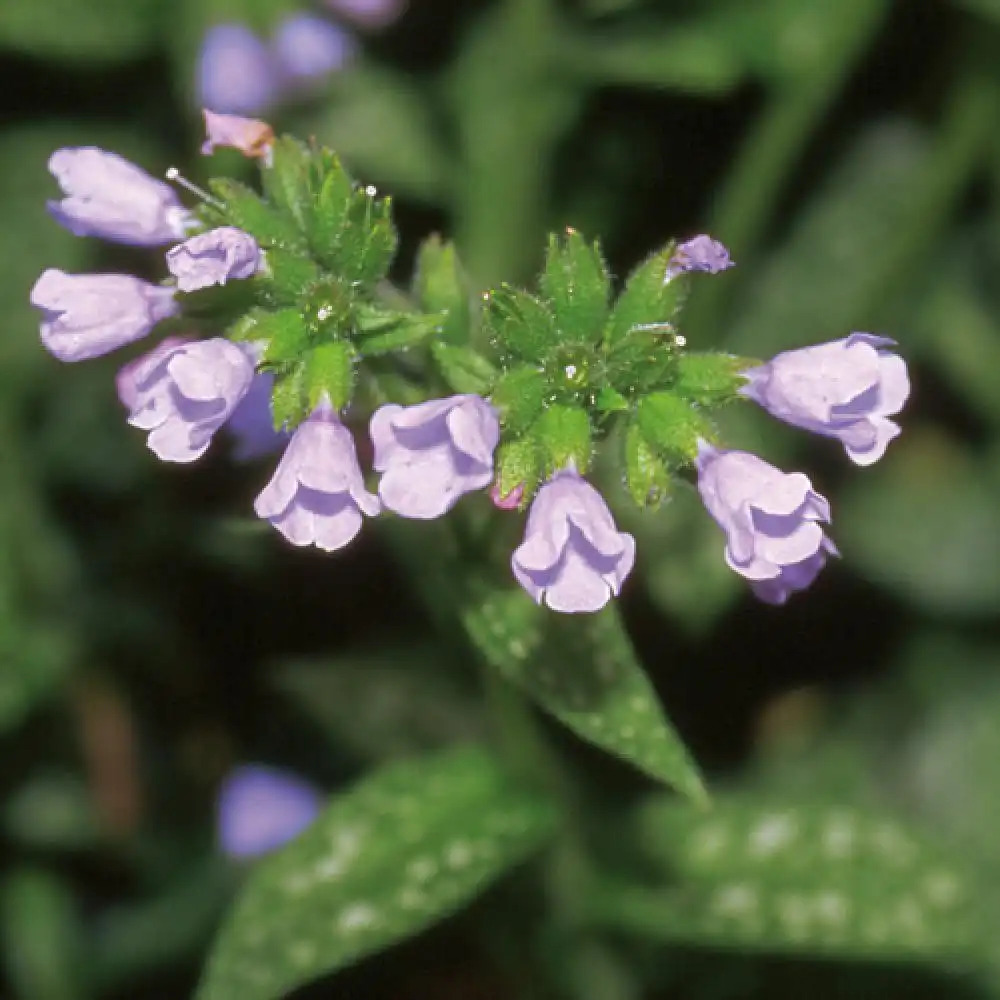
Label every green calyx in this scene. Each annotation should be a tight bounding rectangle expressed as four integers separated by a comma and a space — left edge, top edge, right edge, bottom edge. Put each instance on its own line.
476, 230, 749, 508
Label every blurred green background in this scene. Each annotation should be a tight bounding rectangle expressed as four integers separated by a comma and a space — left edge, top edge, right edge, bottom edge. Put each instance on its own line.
3, 0, 1000, 998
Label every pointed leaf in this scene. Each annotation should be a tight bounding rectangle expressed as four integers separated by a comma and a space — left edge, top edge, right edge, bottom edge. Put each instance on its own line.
270, 362, 310, 430
484, 285, 558, 363
431, 343, 498, 395
635, 391, 709, 463
260, 136, 314, 232
414, 236, 470, 344
205, 179, 306, 251
605, 244, 686, 347
355, 314, 444, 357
535, 403, 592, 474
673, 351, 751, 406
540, 230, 611, 341
490, 365, 547, 434
254, 249, 321, 308
195, 748, 557, 1000
495, 435, 542, 502
256, 309, 311, 365
462, 586, 706, 802
306, 342, 355, 410
624, 422, 671, 507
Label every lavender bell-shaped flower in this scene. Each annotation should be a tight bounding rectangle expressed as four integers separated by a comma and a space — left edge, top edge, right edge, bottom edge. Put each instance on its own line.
216, 765, 321, 859
665, 234, 733, 281
201, 110, 275, 159
117, 338, 254, 463
511, 468, 636, 614
370, 394, 500, 519
47, 147, 193, 246
166, 226, 261, 293
272, 13, 356, 85
740, 334, 911, 466
254, 402, 380, 551
198, 23, 281, 116
31, 269, 177, 362
696, 441, 838, 605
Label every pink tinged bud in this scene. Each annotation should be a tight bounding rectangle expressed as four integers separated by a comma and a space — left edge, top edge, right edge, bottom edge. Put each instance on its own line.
511, 468, 636, 614
47, 147, 193, 246
272, 14, 356, 84
216, 765, 321, 859
226, 371, 290, 461
325, 0, 408, 30
201, 110, 275, 159
198, 24, 281, 116
740, 334, 911, 466
491, 480, 524, 510
370, 394, 500, 519
166, 226, 261, 293
665, 234, 733, 281
117, 338, 254, 463
695, 442, 838, 605
255, 406, 380, 552
31, 268, 177, 363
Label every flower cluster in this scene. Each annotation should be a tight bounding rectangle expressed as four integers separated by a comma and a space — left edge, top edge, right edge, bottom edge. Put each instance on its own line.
30, 116, 910, 614
198, 0, 406, 116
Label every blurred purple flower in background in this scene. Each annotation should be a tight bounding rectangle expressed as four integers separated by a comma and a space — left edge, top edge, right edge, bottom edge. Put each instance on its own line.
217, 765, 321, 859
47, 147, 193, 246
273, 13, 356, 85
512, 468, 636, 613
696, 442, 837, 605
198, 24, 281, 116
740, 334, 911, 466
31, 269, 177, 362
226, 371, 290, 461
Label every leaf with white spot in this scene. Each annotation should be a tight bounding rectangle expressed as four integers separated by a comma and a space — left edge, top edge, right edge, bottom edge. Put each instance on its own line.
588, 794, 983, 963
195, 747, 556, 1000
462, 584, 706, 804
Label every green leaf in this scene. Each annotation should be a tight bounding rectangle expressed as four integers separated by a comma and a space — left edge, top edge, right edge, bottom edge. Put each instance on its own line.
1, 867, 87, 1000
635, 392, 709, 463
257, 310, 311, 365
0, 0, 159, 62
431, 343, 498, 394
483, 285, 558, 363
205, 179, 306, 251
838, 431, 1000, 615
414, 236, 470, 344
596, 793, 982, 961
495, 435, 542, 502
195, 748, 557, 1000
595, 386, 629, 414
624, 423, 671, 507
308, 157, 354, 265
354, 313, 444, 357
604, 244, 685, 347
673, 351, 751, 406
306, 342, 355, 410
255, 249, 321, 308
270, 363, 310, 430
490, 365, 547, 434
539, 230, 610, 341
535, 404, 592, 474
260, 137, 314, 232
462, 587, 706, 802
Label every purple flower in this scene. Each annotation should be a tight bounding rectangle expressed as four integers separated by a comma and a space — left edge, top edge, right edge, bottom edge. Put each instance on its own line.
511, 468, 636, 614
226, 371, 290, 460
47, 147, 193, 246
665, 235, 733, 280
370, 394, 499, 519
325, 0, 407, 30
117, 338, 254, 463
31, 269, 177, 362
198, 24, 281, 116
272, 13, 356, 84
217, 765, 321, 859
166, 226, 261, 293
255, 403, 380, 551
201, 110, 275, 159
696, 442, 837, 605
740, 334, 910, 466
